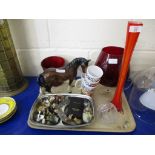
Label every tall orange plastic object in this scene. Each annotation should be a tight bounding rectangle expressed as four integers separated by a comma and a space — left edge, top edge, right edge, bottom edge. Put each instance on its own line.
112, 21, 143, 111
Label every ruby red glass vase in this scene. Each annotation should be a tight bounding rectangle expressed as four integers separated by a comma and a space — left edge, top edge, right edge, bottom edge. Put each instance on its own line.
95, 46, 124, 87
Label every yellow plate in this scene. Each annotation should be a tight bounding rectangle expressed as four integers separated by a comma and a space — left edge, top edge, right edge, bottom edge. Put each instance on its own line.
0, 97, 16, 120
0, 107, 17, 124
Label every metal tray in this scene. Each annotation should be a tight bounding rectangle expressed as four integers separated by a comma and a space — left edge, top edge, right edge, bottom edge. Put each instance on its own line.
28, 93, 95, 129
28, 82, 136, 133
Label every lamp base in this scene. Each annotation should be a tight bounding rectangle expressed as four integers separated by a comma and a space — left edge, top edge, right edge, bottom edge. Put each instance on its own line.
0, 79, 28, 97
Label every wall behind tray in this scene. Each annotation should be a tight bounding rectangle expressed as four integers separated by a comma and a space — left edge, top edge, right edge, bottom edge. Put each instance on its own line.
8, 19, 155, 76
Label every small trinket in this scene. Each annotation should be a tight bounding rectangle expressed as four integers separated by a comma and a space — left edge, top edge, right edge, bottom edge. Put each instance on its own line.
82, 105, 93, 123
37, 105, 47, 113
74, 117, 82, 124
52, 103, 57, 109
54, 109, 58, 113
42, 118, 46, 124
36, 113, 44, 122
44, 98, 50, 107
83, 111, 93, 123
32, 94, 94, 127
68, 114, 73, 120
48, 96, 55, 103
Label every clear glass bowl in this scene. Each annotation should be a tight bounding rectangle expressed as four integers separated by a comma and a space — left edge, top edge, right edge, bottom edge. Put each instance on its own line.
129, 67, 155, 124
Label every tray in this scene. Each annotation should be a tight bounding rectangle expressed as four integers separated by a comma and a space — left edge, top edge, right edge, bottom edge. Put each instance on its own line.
28, 81, 136, 133
28, 94, 95, 128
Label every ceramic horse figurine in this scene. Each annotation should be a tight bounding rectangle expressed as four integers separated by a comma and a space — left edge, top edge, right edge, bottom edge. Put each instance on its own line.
38, 57, 91, 93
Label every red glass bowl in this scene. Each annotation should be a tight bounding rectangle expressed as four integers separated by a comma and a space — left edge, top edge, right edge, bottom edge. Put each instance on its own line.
95, 46, 124, 87
41, 56, 65, 70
